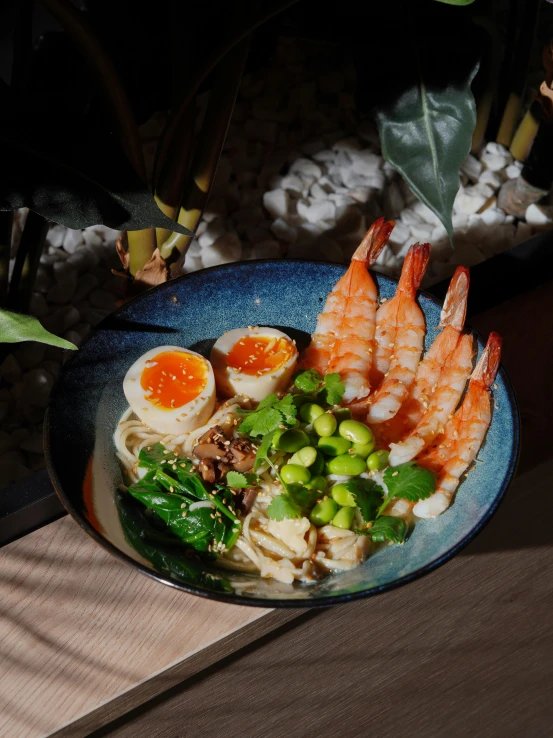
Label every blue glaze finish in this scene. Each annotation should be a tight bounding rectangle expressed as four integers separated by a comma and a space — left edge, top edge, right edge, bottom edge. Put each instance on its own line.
45, 261, 520, 608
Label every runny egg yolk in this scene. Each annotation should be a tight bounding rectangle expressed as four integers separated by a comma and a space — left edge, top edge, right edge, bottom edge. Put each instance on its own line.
140, 351, 207, 410
226, 335, 295, 376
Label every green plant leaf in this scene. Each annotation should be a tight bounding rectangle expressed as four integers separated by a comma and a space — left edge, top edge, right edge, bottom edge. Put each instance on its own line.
374, 42, 478, 244
0, 308, 77, 349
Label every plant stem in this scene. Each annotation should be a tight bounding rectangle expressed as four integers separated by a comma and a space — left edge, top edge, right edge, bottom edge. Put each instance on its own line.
127, 229, 158, 277
153, 0, 300, 191
160, 37, 251, 267
0, 212, 13, 307
7, 211, 48, 313
510, 99, 542, 162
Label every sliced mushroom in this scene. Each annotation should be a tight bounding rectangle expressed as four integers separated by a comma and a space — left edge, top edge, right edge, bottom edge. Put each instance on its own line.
238, 487, 259, 515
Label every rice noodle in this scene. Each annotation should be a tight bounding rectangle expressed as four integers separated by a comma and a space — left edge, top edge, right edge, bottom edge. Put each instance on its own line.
113, 397, 372, 584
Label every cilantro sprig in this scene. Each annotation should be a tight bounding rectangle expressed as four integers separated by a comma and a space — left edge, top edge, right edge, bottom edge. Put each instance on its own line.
226, 471, 259, 488
293, 369, 345, 406
238, 394, 297, 438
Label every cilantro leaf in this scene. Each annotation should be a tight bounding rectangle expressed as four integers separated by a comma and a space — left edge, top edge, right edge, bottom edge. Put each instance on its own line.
294, 368, 323, 393
254, 431, 276, 471
363, 516, 407, 544
274, 394, 297, 425
238, 406, 283, 437
383, 462, 436, 503
318, 373, 346, 406
266, 493, 302, 521
287, 483, 320, 511
341, 478, 384, 523
226, 471, 259, 488
256, 393, 279, 410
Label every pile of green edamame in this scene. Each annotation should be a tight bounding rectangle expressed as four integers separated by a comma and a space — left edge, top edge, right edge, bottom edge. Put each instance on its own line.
270, 402, 390, 530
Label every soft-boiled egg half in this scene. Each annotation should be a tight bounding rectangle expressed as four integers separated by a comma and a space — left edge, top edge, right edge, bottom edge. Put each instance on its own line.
210, 327, 298, 402
123, 346, 216, 434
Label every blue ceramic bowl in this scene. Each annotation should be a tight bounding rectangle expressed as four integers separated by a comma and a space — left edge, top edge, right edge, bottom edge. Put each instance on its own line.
45, 261, 520, 607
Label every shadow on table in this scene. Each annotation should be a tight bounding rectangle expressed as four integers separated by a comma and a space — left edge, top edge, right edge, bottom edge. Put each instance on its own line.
461, 460, 553, 556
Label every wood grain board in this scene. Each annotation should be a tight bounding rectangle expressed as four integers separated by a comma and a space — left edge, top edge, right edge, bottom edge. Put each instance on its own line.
0, 516, 304, 738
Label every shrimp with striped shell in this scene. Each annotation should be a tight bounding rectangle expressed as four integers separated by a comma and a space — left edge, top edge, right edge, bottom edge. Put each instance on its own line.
371, 266, 470, 449
300, 217, 395, 403
413, 332, 502, 519
366, 242, 430, 424
388, 267, 474, 464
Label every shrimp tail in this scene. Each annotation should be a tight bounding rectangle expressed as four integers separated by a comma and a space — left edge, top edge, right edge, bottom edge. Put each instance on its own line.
440, 266, 469, 331
472, 331, 502, 388
352, 217, 395, 265
397, 242, 431, 297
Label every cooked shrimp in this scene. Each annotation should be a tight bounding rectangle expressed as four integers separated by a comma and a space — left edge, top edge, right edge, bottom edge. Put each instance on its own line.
366, 243, 430, 424
413, 332, 502, 518
371, 266, 470, 448
300, 217, 395, 403
388, 268, 473, 464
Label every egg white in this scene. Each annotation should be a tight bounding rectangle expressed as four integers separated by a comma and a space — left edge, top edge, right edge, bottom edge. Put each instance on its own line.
210, 327, 298, 402
123, 345, 216, 435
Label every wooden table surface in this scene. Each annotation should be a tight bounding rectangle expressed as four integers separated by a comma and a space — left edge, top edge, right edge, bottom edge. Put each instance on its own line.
2, 281, 552, 738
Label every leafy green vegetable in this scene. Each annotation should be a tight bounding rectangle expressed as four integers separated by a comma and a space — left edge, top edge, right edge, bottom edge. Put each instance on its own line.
339, 478, 384, 523
116, 492, 233, 594
226, 471, 258, 488
266, 493, 302, 521
318, 373, 346, 406
254, 431, 276, 472
358, 516, 407, 544
286, 483, 320, 511
138, 443, 192, 471
0, 308, 78, 349
238, 393, 297, 438
383, 462, 436, 503
293, 368, 323, 394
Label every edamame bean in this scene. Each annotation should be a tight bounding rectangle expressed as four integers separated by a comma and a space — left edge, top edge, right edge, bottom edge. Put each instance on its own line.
327, 454, 366, 476
332, 506, 355, 529
351, 439, 376, 458
310, 451, 325, 476
318, 435, 352, 457
299, 403, 325, 423
280, 464, 311, 484
271, 428, 285, 448
333, 407, 352, 423
276, 429, 310, 453
366, 449, 390, 471
298, 445, 318, 467
306, 475, 327, 492
313, 412, 337, 437
310, 497, 338, 526
331, 483, 356, 507
339, 419, 374, 446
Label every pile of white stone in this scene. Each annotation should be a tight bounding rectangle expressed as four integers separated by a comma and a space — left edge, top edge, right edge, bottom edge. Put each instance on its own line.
1, 37, 551, 487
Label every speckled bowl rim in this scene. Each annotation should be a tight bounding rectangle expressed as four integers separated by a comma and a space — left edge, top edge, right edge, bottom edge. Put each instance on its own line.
44, 259, 521, 609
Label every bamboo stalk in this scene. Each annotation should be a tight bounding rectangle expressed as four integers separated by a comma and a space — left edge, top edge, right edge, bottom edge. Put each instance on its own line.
7, 212, 48, 313
0, 212, 13, 307
160, 38, 251, 266
510, 99, 541, 162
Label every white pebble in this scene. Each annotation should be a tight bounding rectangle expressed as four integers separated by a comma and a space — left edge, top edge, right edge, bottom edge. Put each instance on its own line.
0, 354, 21, 383
80, 308, 108, 326
479, 170, 503, 190
347, 188, 372, 204
47, 224, 66, 248
480, 208, 506, 226
280, 174, 304, 193
525, 204, 553, 227
460, 155, 483, 181
52, 261, 77, 284
312, 149, 336, 163
46, 281, 76, 305
58, 306, 81, 332
42, 360, 61, 379
454, 189, 487, 215
480, 151, 508, 173
296, 199, 336, 224
14, 343, 45, 370
29, 292, 49, 319
410, 223, 433, 241
262, 189, 289, 219
412, 201, 441, 226
62, 228, 84, 254
388, 221, 410, 247
74, 273, 99, 302
201, 233, 242, 268
251, 240, 281, 259
83, 227, 103, 247
270, 217, 298, 243
33, 269, 52, 293
64, 329, 82, 347
23, 368, 54, 407
290, 158, 322, 180
505, 163, 521, 179
198, 219, 226, 248
67, 249, 99, 273
400, 208, 424, 226
351, 150, 381, 177
383, 181, 405, 218
89, 290, 116, 310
